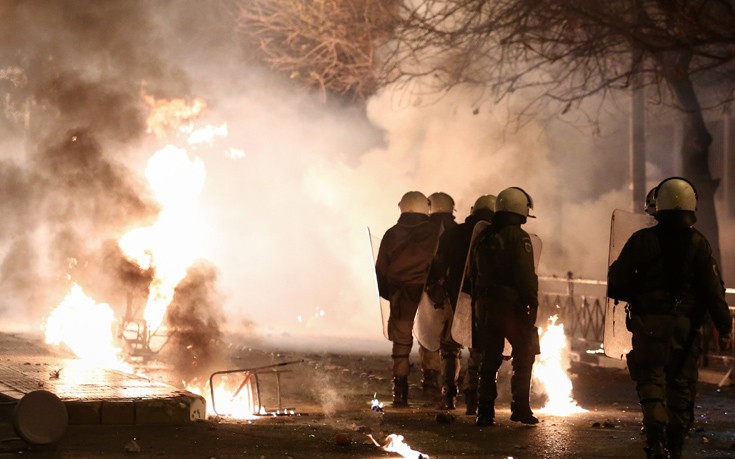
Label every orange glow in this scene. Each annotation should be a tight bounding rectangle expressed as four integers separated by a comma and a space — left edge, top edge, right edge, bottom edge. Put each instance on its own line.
143, 90, 206, 139
370, 434, 428, 459
534, 315, 587, 416
187, 376, 261, 420
44, 93, 213, 373
118, 145, 205, 330
42, 283, 130, 372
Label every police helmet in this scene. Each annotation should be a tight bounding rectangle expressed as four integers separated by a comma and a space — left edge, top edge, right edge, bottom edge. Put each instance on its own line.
428, 192, 455, 214
655, 177, 697, 212
398, 191, 430, 215
471, 194, 496, 214
496, 187, 534, 218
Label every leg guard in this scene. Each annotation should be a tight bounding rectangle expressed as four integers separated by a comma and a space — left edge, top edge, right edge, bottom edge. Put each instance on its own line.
421, 369, 442, 400
510, 356, 537, 424
475, 401, 495, 427
439, 385, 457, 410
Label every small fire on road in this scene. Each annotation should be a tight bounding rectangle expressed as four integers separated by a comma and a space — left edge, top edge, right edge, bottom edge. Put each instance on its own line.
370, 433, 429, 459
534, 315, 587, 416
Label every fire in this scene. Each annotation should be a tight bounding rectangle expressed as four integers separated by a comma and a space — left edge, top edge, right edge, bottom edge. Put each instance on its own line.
42, 283, 129, 372
370, 434, 429, 459
142, 89, 206, 139
118, 145, 205, 330
42, 94, 215, 378
534, 315, 587, 415
186, 376, 261, 420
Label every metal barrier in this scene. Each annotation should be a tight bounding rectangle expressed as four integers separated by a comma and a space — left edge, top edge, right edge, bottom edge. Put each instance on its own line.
538, 273, 735, 362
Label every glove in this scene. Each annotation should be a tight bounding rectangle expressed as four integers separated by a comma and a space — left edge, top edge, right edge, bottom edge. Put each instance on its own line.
718, 333, 732, 352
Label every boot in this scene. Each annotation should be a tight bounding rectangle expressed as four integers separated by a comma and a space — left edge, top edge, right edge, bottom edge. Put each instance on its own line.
421, 370, 441, 399
392, 377, 408, 408
475, 402, 495, 427
439, 350, 460, 410
644, 425, 669, 459
665, 421, 684, 459
510, 366, 537, 424
510, 402, 539, 425
464, 388, 478, 416
438, 385, 457, 410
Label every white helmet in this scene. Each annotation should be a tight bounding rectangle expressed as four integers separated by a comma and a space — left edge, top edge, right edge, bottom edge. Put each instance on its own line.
496, 187, 534, 218
644, 187, 657, 216
655, 177, 697, 212
398, 191, 430, 215
471, 194, 496, 214
428, 192, 455, 214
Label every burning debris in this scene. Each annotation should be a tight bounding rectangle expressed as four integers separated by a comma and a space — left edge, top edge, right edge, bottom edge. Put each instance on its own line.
369, 434, 429, 459
371, 394, 384, 412
200, 360, 307, 419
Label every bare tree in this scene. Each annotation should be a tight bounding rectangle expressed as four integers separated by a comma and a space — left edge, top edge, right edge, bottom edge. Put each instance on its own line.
384, 0, 735, 262
234, 0, 398, 102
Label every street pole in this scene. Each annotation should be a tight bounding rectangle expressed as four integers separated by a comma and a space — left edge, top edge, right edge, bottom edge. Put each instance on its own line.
630, 51, 646, 212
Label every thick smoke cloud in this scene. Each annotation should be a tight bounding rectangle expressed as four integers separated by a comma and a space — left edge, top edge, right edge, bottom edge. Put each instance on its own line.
2, 1, 728, 358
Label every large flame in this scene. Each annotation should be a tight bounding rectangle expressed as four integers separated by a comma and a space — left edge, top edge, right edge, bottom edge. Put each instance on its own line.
118, 145, 206, 330
42, 283, 129, 372
534, 315, 587, 415
42, 95, 216, 376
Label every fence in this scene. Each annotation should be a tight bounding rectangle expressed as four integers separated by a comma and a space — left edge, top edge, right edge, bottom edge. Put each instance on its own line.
538, 273, 735, 364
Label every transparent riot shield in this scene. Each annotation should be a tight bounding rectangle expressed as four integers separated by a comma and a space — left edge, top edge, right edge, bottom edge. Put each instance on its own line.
603, 209, 655, 359
367, 227, 391, 340
450, 221, 490, 348
413, 290, 446, 352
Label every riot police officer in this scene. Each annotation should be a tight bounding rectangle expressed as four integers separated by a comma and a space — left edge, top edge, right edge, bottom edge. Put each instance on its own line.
419, 192, 458, 397
468, 187, 540, 426
426, 194, 495, 413
375, 191, 441, 407
608, 177, 732, 459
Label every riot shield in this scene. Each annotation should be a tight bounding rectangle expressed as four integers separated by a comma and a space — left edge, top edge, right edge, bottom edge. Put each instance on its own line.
367, 227, 391, 340
413, 291, 446, 352
413, 228, 449, 352
603, 209, 655, 359
450, 222, 489, 348
451, 225, 542, 349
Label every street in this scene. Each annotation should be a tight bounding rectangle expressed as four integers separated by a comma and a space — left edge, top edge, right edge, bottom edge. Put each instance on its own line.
1, 336, 734, 459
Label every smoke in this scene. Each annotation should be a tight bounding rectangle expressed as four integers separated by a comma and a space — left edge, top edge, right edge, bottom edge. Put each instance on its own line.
163, 261, 228, 381
0, 1, 177, 330
4, 0, 724, 359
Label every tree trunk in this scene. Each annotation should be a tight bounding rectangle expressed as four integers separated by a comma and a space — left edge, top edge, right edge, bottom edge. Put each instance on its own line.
659, 52, 722, 264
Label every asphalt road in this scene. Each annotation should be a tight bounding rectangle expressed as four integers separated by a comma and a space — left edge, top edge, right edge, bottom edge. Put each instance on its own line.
1, 342, 734, 458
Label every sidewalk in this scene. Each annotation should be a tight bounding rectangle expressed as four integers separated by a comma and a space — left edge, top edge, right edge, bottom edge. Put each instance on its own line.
0, 332, 205, 425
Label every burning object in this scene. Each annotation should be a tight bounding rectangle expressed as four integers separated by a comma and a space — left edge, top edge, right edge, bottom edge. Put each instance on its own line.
370, 434, 429, 459
534, 315, 587, 416
206, 360, 305, 419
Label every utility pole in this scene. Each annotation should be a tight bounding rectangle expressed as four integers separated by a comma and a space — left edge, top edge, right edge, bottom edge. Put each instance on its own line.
630, 49, 646, 212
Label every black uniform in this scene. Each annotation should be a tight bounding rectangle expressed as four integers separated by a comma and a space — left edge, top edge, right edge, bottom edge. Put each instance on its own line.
468, 211, 539, 425
608, 210, 731, 458
419, 212, 458, 392
426, 210, 493, 411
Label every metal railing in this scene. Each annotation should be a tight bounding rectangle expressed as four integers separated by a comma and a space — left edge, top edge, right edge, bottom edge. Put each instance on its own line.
538, 273, 735, 362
